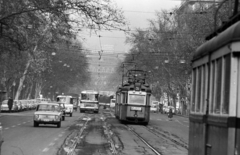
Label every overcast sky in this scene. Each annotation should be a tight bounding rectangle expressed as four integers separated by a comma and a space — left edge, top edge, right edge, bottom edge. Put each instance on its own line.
78, 0, 182, 54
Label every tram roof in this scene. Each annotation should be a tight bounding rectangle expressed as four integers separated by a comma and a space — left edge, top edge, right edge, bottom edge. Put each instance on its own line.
193, 21, 240, 61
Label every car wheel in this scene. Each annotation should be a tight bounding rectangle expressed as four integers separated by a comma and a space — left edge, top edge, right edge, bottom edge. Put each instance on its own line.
70, 113, 72, 117
62, 116, 65, 121
57, 121, 61, 128
34, 121, 39, 127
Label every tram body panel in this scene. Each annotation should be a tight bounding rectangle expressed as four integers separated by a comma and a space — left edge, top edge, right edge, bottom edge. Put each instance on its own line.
190, 21, 240, 155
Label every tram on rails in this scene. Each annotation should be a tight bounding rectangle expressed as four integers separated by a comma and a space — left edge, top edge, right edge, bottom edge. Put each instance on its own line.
115, 69, 151, 125
189, 20, 240, 154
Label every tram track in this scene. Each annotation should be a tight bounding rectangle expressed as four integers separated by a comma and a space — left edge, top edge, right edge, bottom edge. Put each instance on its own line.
126, 125, 163, 155
145, 125, 188, 149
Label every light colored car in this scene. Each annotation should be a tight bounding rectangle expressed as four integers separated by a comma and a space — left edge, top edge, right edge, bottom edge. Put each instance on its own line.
110, 99, 116, 108
63, 103, 73, 117
1, 100, 18, 112
1, 100, 10, 112
150, 105, 158, 113
163, 106, 169, 114
33, 103, 62, 128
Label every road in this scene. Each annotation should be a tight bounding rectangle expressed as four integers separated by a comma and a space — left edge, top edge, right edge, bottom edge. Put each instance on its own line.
0, 109, 189, 155
0, 110, 83, 155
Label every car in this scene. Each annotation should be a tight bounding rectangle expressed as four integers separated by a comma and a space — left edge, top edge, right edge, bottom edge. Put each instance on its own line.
163, 106, 169, 114
57, 102, 66, 121
110, 99, 116, 108
33, 102, 62, 128
63, 103, 73, 117
150, 105, 158, 113
1, 99, 18, 112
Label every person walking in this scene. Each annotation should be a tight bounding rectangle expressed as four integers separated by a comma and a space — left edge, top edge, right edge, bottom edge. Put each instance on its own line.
7, 97, 13, 113
168, 108, 173, 121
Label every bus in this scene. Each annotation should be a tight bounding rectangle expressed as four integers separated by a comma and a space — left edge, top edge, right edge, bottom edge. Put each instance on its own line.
56, 95, 73, 117
188, 19, 240, 154
79, 90, 99, 113
115, 69, 151, 125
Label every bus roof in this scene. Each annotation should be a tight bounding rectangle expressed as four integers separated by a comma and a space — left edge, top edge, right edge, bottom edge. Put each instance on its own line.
81, 90, 99, 94
193, 21, 240, 61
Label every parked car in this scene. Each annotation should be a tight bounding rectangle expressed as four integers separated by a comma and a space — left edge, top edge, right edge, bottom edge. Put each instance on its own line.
163, 106, 169, 114
1, 100, 10, 112
33, 102, 62, 128
1, 99, 18, 112
150, 105, 158, 113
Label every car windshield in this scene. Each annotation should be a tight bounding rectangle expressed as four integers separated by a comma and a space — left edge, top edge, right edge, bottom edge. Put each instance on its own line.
37, 104, 60, 112
81, 94, 98, 101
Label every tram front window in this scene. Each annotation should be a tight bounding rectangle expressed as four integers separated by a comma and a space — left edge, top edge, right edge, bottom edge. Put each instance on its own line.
128, 94, 146, 105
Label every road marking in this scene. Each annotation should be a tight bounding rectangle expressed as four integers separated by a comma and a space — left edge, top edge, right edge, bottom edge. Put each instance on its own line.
42, 148, 49, 152
23, 122, 26, 124
157, 119, 162, 121
17, 124, 21, 125
49, 142, 55, 146
175, 119, 188, 127
183, 121, 188, 123
54, 138, 58, 141
58, 134, 63, 137
61, 131, 65, 134
12, 125, 16, 127
4, 127, 9, 130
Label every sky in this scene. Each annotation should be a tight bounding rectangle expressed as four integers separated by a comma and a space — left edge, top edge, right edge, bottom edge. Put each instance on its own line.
78, 0, 182, 54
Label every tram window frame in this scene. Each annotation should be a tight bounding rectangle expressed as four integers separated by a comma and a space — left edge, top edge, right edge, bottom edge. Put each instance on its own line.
191, 64, 208, 114
201, 64, 208, 113
196, 66, 202, 112
209, 60, 216, 114
209, 54, 230, 116
222, 54, 231, 114
214, 58, 222, 114
191, 68, 197, 112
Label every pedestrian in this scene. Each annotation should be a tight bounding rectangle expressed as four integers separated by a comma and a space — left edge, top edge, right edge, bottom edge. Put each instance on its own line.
7, 97, 13, 113
168, 108, 173, 121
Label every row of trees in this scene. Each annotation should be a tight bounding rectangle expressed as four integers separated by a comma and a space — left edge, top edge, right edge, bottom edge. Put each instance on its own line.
109, 1, 232, 112
0, 0, 126, 100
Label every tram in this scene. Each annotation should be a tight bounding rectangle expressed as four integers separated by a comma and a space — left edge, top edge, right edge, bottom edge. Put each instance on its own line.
79, 90, 99, 113
115, 69, 151, 125
189, 19, 240, 154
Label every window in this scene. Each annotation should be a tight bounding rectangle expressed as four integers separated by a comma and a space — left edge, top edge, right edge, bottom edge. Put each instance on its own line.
222, 54, 230, 114
210, 61, 216, 114
196, 67, 202, 112
214, 58, 222, 114
81, 94, 98, 101
191, 68, 197, 112
128, 94, 146, 105
201, 64, 207, 113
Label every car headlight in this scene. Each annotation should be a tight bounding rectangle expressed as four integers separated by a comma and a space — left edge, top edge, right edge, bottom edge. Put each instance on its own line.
55, 115, 60, 120
34, 114, 39, 120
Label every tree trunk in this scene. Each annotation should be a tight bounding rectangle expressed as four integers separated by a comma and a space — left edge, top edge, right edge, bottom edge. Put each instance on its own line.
14, 60, 31, 100
27, 82, 34, 99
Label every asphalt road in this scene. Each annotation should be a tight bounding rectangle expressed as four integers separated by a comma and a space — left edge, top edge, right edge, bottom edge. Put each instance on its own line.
0, 109, 189, 155
0, 110, 83, 155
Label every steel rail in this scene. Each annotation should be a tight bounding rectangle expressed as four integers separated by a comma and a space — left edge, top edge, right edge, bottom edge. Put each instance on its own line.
145, 126, 188, 149
127, 125, 162, 155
